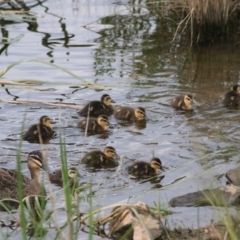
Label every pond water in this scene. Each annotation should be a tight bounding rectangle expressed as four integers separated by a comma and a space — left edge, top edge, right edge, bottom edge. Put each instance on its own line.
1, 0, 240, 239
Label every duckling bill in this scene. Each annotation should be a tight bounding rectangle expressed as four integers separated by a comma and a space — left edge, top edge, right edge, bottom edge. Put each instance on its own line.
81, 146, 118, 168
114, 106, 146, 121
78, 115, 109, 134
128, 157, 164, 179
222, 85, 240, 107
171, 95, 193, 110
23, 115, 56, 143
78, 94, 115, 117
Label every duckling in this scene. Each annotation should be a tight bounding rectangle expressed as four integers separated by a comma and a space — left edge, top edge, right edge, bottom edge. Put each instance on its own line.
78, 94, 115, 117
23, 115, 56, 143
114, 106, 146, 121
81, 146, 118, 168
171, 94, 193, 110
78, 115, 109, 134
49, 167, 79, 187
128, 157, 164, 179
222, 85, 240, 107
0, 150, 52, 211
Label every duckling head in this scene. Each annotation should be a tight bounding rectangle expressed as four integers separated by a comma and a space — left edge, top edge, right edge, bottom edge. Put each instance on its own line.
150, 157, 164, 174
40, 116, 52, 127
134, 107, 146, 120
232, 85, 240, 92
68, 167, 80, 179
101, 94, 115, 106
97, 115, 109, 130
27, 150, 53, 180
183, 95, 193, 108
104, 146, 118, 159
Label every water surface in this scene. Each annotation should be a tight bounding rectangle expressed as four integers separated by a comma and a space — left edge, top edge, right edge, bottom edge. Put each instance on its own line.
1, 0, 240, 238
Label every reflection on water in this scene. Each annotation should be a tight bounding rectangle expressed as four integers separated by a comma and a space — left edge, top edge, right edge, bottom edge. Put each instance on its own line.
1, 0, 240, 238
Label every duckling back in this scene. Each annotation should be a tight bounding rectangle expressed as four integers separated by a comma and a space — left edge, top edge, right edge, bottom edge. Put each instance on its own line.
114, 106, 145, 121
128, 161, 156, 178
222, 91, 240, 107
171, 95, 193, 110
78, 94, 114, 117
81, 150, 118, 168
78, 115, 109, 134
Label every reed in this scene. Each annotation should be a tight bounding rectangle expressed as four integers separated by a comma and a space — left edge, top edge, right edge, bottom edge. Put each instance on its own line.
148, 0, 240, 44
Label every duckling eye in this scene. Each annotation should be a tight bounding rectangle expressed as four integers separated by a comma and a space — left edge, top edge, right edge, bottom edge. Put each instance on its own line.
186, 97, 192, 102
137, 110, 144, 116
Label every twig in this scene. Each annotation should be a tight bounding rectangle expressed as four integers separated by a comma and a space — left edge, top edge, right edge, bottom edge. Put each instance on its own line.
0, 99, 83, 109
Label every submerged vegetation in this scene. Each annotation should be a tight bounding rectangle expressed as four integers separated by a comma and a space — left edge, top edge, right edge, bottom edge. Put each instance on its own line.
147, 0, 240, 44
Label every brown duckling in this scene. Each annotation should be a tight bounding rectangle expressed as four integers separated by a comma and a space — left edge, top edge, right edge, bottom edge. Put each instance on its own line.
78, 115, 109, 134
222, 85, 240, 107
49, 167, 79, 187
171, 94, 193, 110
81, 146, 118, 168
78, 94, 115, 117
23, 115, 56, 143
128, 157, 164, 179
114, 106, 146, 121
0, 150, 52, 210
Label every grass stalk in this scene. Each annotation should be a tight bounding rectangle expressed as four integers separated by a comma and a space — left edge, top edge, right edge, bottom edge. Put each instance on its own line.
59, 131, 74, 240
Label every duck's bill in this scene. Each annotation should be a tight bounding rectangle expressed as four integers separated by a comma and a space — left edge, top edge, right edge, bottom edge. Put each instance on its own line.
160, 166, 165, 172
111, 100, 116, 103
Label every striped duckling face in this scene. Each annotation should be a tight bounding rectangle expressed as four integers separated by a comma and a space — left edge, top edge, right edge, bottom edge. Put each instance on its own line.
68, 167, 79, 179
97, 115, 109, 130
232, 85, 240, 92
40, 116, 53, 127
27, 150, 53, 177
101, 94, 115, 106
183, 95, 193, 109
150, 157, 164, 174
103, 146, 118, 159
134, 107, 146, 120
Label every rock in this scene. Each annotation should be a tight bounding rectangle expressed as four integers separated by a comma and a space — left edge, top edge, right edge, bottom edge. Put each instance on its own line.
169, 185, 240, 207
225, 166, 240, 186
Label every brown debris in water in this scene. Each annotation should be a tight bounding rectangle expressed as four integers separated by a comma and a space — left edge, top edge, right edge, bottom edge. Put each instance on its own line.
108, 201, 162, 240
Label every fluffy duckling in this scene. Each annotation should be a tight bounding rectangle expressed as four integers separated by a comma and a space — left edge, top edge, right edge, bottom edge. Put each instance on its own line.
0, 150, 52, 210
171, 94, 193, 110
81, 146, 118, 168
23, 115, 56, 143
128, 157, 164, 179
78, 115, 109, 134
78, 94, 115, 117
114, 106, 146, 121
49, 167, 79, 187
222, 85, 240, 107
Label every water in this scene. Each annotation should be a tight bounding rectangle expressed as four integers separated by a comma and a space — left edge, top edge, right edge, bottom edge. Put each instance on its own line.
1, 0, 240, 239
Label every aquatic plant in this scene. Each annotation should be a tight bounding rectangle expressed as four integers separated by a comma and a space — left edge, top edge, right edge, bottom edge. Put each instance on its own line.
147, 0, 240, 44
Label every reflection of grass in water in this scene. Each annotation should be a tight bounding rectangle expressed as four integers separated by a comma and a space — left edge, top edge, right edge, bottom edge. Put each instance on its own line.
0, 11, 39, 23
